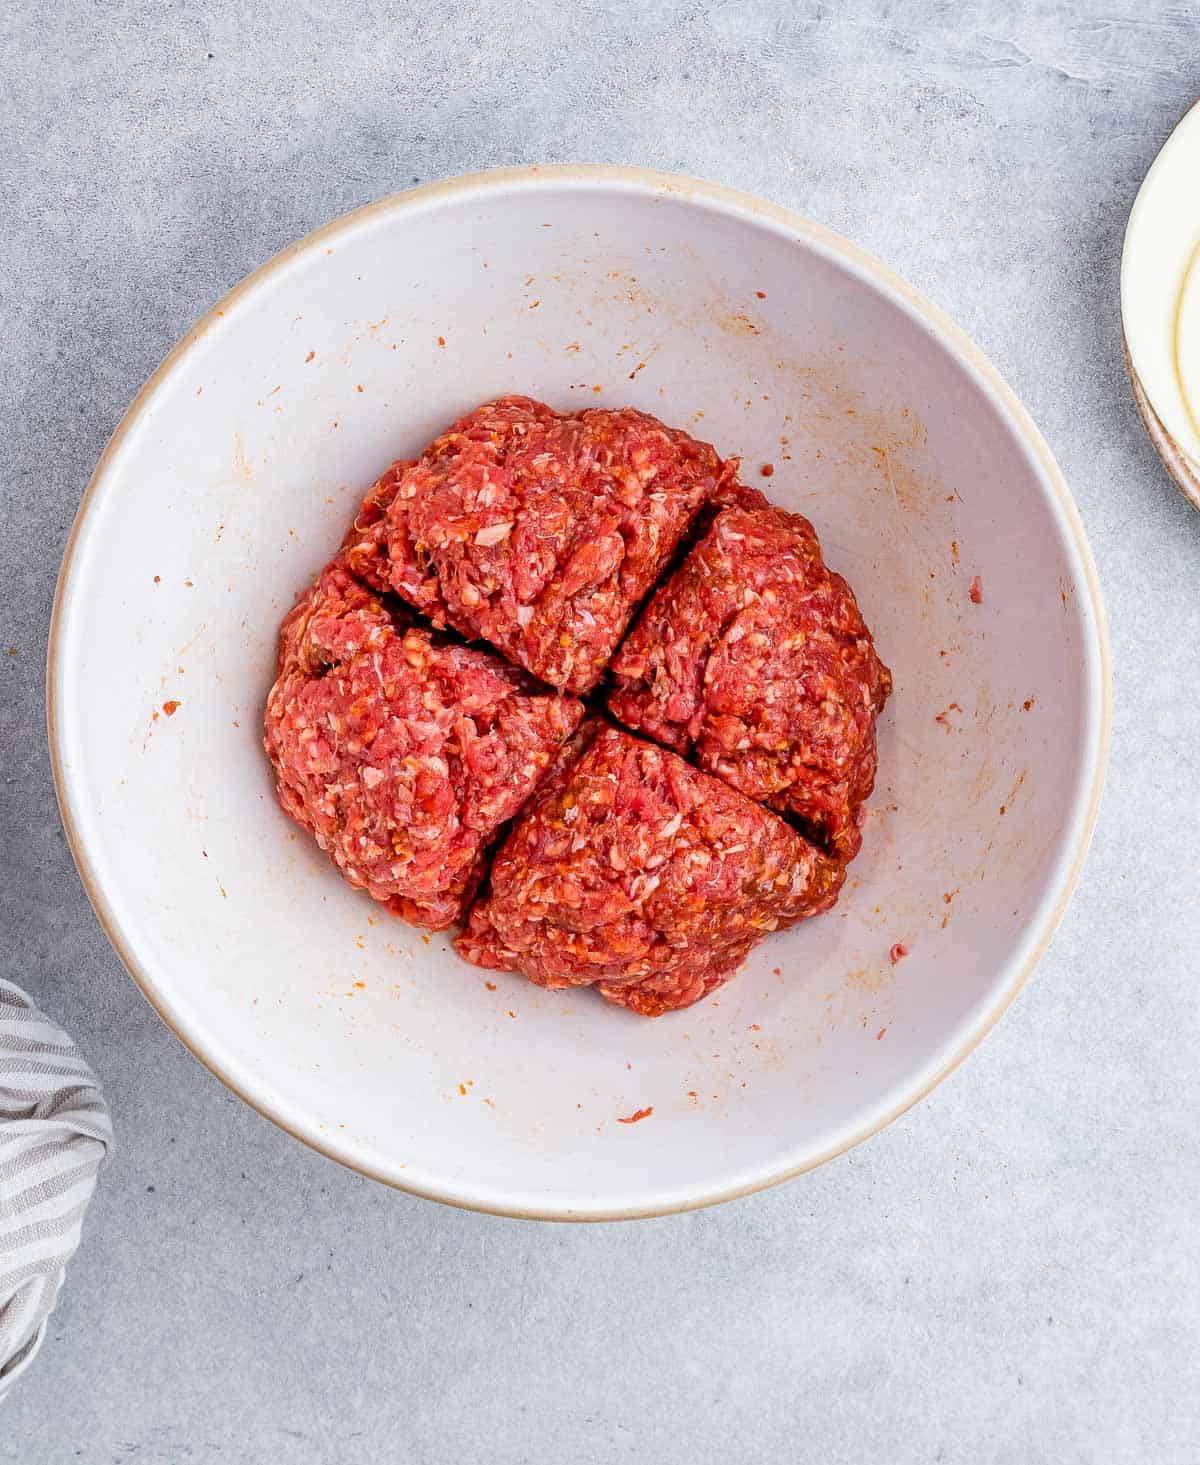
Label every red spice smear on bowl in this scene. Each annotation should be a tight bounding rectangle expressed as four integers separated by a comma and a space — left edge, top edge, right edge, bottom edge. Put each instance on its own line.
455, 724, 843, 1015
353, 395, 736, 693
608, 502, 891, 862
618, 1107, 654, 1124
889, 942, 909, 964
969, 575, 983, 604
162, 700, 181, 716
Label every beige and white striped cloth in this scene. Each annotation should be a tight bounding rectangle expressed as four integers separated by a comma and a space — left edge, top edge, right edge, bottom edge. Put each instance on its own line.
0, 979, 111, 1399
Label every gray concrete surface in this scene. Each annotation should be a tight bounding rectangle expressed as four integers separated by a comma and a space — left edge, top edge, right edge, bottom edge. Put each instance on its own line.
3, 2, 1199, 1461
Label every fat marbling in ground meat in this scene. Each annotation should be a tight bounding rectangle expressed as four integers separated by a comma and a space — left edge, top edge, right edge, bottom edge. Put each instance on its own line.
607, 502, 891, 862
361, 396, 736, 694
264, 556, 583, 930
454, 725, 844, 1016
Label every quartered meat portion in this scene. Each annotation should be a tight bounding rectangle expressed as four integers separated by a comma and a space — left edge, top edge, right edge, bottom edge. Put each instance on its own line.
264, 556, 583, 929
353, 396, 736, 693
455, 725, 844, 1016
608, 502, 891, 862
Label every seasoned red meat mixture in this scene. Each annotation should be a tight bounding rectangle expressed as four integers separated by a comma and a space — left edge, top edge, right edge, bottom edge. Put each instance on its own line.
608, 503, 891, 862
340, 459, 412, 591
352, 396, 735, 693
455, 726, 844, 1016
264, 557, 583, 929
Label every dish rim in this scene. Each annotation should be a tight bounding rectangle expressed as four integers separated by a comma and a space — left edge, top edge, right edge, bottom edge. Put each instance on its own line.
46, 163, 1112, 1220
1119, 94, 1200, 514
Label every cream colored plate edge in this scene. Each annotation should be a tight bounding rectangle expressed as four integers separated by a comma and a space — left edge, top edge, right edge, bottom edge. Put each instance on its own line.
1121, 97, 1200, 511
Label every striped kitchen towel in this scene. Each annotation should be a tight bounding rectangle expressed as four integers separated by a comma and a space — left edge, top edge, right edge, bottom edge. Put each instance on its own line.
0, 980, 111, 1399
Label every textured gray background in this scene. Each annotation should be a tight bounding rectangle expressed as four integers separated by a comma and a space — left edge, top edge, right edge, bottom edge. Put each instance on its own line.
3, 2, 1199, 1461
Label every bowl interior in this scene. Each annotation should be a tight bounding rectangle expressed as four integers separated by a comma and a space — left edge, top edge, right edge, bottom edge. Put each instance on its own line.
52, 171, 1106, 1217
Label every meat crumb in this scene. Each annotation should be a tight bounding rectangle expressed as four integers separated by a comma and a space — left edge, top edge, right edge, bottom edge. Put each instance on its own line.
760, 463, 774, 477
969, 575, 983, 604
162, 700, 181, 716
617, 1107, 653, 1124
1023, 697, 1035, 711
876, 1027, 888, 1040
484, 981, 497, 992
755, 290, 767, 299
889, 942, 909, 964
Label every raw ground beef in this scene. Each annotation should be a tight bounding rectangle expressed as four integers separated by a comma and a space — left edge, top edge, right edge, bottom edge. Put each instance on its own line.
454, 725, 844, 1016
357, 396, 736, 693
607, 502, 891, 862
265, 398, 892, 1018
264, 556, 583, 929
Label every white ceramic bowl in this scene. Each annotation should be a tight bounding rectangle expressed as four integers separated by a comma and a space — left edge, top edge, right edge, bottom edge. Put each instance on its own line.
50, 167, 1109, 1219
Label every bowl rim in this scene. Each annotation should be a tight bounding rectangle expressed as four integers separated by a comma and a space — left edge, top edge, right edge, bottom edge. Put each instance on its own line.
46, 163, 1112, 1220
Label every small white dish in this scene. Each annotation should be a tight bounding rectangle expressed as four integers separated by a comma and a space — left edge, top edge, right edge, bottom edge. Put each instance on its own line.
50, 167, 1109, 1219
1121, 97, 1200, 510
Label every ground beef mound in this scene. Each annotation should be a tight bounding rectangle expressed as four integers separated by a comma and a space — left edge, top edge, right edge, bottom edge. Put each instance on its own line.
454, 725, 844, 1015
607, 503, 891, 862
348, 396, 736, 693
264, 557, 583, 929
265, 401, 893, 1016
